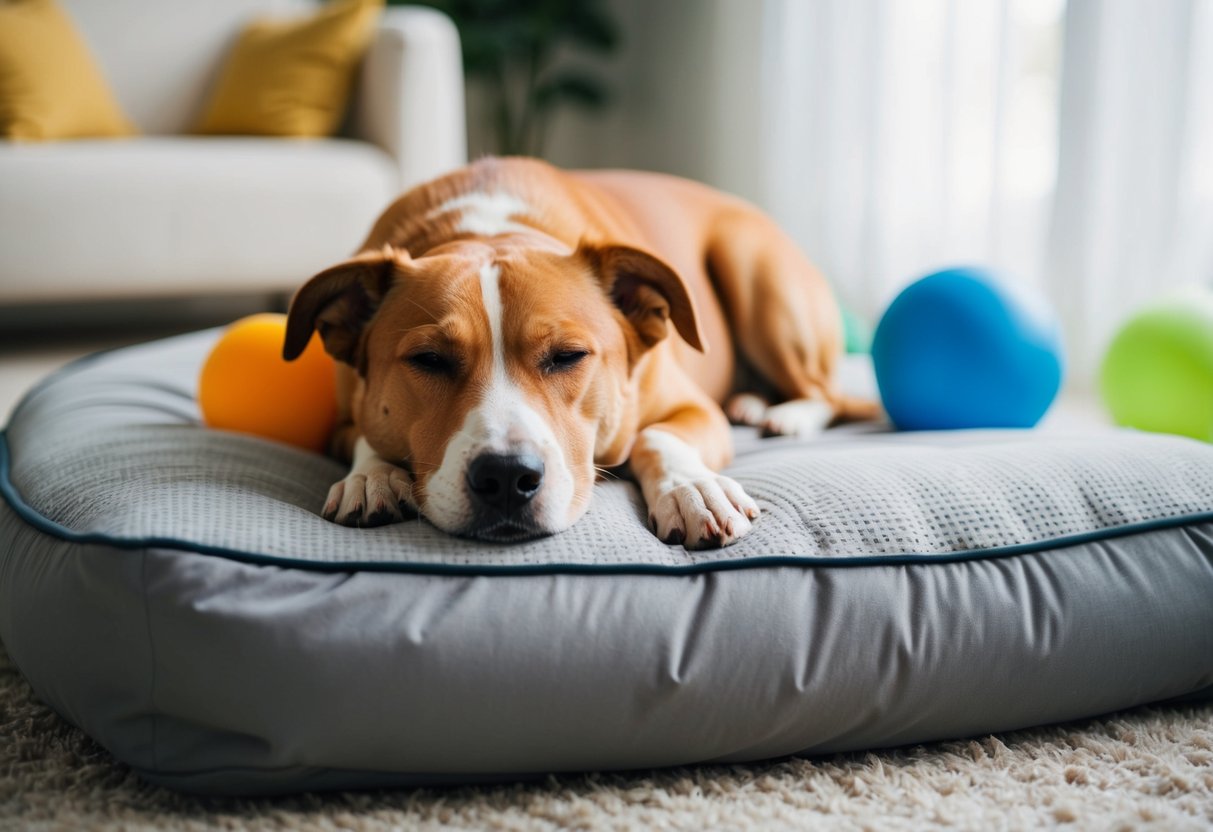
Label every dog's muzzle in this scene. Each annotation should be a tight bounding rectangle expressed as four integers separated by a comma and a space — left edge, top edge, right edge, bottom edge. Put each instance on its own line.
463, 451, 547, 541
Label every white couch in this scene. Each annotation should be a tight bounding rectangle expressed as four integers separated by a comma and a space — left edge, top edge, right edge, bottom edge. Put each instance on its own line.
0, 0, 466, 303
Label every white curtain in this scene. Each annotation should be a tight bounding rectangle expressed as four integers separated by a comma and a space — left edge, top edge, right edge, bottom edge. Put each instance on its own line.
756, 0, 1213, 384
1049, 0, 1213, 380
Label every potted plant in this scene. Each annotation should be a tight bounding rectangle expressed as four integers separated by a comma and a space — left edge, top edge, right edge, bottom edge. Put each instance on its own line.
395, 0, 620, 156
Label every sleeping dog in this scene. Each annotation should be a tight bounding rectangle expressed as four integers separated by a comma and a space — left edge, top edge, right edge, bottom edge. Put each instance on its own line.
284, 157, 877, 548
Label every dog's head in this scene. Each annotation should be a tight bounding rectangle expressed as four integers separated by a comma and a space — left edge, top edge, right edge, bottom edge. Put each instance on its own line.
284, 238, 703, 541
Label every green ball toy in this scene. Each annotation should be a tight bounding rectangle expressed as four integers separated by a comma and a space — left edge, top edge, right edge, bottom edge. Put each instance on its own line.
1100, 289, 1213, 442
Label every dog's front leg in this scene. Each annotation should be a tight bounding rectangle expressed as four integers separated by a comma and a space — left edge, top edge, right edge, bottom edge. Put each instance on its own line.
323, 435, 416, 527
629, 409, 760, 549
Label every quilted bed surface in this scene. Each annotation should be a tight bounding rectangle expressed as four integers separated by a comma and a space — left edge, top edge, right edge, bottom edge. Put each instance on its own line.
1, 330, 1211, 795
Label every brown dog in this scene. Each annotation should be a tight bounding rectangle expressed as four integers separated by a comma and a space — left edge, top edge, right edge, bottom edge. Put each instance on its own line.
284, 157, 876, 548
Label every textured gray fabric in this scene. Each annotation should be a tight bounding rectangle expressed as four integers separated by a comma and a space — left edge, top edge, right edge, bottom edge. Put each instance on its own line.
6, 331, 1213, 569
1, 330, 1212, 796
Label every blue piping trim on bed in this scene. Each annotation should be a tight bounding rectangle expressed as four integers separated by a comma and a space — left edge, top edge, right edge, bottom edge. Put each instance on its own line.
3, 430, 1213, 577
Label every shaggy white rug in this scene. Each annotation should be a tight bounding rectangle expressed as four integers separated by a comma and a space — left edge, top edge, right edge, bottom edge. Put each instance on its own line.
1, 640, 1210, 831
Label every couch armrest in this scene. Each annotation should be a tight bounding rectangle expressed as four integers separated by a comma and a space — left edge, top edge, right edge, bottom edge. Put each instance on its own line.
351, 6, 467, 190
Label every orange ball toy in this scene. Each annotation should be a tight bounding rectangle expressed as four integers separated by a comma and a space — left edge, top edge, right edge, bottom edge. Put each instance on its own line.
199, 313, 338, 453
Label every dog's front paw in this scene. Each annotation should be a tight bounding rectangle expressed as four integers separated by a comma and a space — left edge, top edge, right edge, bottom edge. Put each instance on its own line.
649, 474, 760, 549
322, 462, 414, 527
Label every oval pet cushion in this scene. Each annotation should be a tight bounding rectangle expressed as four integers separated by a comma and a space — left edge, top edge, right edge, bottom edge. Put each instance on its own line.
1, 330, 1211, 796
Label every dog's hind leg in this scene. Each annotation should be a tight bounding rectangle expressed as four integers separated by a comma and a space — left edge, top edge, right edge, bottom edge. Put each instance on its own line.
707, 206, 881, 437
724, 392, 770, 427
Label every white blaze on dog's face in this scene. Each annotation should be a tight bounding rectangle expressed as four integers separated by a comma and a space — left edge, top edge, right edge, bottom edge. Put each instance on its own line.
283, 238, 702, 541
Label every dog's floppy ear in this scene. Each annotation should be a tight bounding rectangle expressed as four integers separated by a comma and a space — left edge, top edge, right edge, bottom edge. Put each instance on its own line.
283, 245, 408, 368
577, 240, 705, 353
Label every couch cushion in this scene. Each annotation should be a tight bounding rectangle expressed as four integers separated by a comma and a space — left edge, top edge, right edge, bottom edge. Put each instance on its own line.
0, 0, 134, 141
196, 0, 382, 138
60, 0, 312, 135
0, 137, 398, 300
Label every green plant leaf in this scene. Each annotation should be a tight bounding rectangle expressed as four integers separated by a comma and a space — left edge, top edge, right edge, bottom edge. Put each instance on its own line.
397, 0, 622, 155
559, 5, 619, 52
459, 28, 508, 75
535, 71, 610, 110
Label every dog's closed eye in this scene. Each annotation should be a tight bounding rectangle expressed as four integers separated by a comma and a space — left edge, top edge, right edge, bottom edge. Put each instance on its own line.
543, 349, 589, 373
405, 351, 458, 375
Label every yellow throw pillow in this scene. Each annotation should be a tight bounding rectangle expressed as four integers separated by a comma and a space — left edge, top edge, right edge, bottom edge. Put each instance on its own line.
196, 0, 383, 138
0, 0, 134, 141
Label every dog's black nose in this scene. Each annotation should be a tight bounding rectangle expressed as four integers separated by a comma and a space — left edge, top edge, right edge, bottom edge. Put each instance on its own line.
466, 452, 545, 512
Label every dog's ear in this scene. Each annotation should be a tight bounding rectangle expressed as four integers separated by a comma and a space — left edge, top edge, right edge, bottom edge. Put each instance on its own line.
283, 245, 408, 368
577, 241, 705, 354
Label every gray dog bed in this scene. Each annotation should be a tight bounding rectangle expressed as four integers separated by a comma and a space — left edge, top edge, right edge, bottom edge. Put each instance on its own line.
1, 330, 1211, 796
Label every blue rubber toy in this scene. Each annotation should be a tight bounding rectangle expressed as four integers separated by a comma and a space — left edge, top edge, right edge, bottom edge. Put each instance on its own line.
872, 267, 1064, 430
